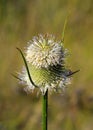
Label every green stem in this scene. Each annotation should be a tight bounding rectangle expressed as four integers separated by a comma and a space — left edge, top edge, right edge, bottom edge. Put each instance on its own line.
42, 90, 48, 130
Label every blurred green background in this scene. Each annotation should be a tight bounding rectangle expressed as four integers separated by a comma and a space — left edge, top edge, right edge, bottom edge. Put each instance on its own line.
0, 0, 93, 130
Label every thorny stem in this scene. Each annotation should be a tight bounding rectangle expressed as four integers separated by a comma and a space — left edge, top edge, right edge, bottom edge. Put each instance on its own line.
42, 90, 48, 130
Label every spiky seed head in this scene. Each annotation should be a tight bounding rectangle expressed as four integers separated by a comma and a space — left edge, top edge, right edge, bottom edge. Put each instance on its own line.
19, 34, 71, 95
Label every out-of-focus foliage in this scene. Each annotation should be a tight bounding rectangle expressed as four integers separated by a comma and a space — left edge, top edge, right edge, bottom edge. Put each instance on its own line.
0, 0, 93, 130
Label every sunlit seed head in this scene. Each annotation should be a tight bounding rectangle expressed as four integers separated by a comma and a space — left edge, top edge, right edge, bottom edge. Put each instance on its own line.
19, 34, 71, 95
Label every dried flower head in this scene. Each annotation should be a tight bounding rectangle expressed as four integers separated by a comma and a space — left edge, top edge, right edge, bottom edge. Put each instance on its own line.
19, 34, 71, 95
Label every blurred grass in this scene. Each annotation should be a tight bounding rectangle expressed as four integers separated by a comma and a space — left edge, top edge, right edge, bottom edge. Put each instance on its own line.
0, 0, 93, 130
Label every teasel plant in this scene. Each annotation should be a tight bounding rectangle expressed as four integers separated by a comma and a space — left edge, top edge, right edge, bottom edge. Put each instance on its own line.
13, 33, 79, 130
